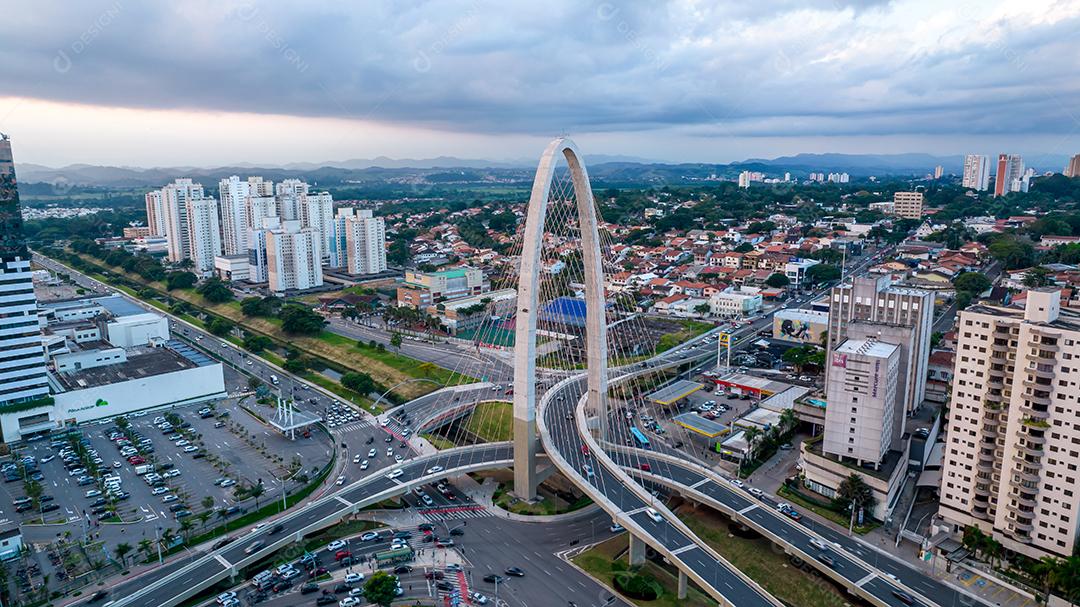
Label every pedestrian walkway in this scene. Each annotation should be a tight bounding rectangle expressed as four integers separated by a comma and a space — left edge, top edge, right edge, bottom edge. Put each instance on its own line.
334, 418, 373, 433
418, 505, 491, 523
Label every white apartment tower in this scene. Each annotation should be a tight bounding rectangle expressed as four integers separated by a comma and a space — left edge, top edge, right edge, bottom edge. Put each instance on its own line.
298, 191, 334, 264
823, 338, 901, 465
246, 216, 279, 284
157, 178, 204, 264
245, 196, 277, 236
327, 207, 354, 268
265, 220, 323, 294
994, 154, 1025, 197
247, 176, 274, 197
218, 175, 250, 256
962, 154, 990, 191
185, 196, 223, 275
275, 179, 308, 221
0, 135, 50, 407
345, 209, 387, 275
939, 290, 1080, 560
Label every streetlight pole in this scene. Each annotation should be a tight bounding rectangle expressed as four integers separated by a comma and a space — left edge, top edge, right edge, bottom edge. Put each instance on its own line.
155, 526, 162, 565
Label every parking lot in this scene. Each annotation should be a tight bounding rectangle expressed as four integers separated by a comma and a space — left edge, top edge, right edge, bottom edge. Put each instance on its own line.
8, 396, 333, 564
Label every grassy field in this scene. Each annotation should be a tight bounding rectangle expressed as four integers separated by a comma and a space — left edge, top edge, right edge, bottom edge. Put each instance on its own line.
492, 481, 593, 516
464, 401, 513, 442
571, 534, 714, 607
421, 434, 456, 450
777, 484, 877, 534
677, 507, 853, 607
64, 252, 467, 400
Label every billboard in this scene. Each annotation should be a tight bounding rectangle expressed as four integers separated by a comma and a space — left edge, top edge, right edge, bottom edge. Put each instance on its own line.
772, 309, 829, 344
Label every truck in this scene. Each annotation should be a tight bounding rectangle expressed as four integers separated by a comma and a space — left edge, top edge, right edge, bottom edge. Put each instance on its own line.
134, 464, 153, 475
270, 375, 279, 385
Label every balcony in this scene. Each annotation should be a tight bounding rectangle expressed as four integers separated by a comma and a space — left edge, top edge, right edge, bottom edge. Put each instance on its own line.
979, 450, 997, 463
987, 377, 1005, 389
976, 461, 995, 474
1024, 392, 1053, 406
1019, 431, 1046, 445
1027, 365, 1056, 380
1026, 350, 1056, 363
1012, 453, 1042, 469
974, 484, 992, 498
992, 342, 1011, 353
1010, 493, 1038, 509
1020, 405, 1051, 421
1013, 468, 1040, 483
1015, 442, 1045, 458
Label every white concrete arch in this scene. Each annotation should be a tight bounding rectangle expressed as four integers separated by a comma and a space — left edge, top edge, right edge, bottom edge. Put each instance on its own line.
512, 137, 608, 499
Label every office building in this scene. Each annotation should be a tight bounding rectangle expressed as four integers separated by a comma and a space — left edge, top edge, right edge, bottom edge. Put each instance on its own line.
0, 134, 51, 409
345, 209, 387, 275
1066, 154, 1080, 178
396, 267, 488, 308
298, 191, 334, 264
827, 276, 934, 416
994, 154, 1024, 197
893, 191, 924, 219
144, 190, 167, 236
822, 337, 900, 465
938, 290, 1080, 560
218, 175, 250, 256
265, 220, 323, 294
963, 155, 991, 191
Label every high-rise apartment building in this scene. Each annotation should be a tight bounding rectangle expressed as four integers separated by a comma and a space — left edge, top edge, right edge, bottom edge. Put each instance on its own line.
156, 178, 204, 264
934, 165, 944, 180
275, 179, 308, 221
144, 190, 167, 236
298, 191, 333, 264
246, 216, 278, 284
218, 175, 250, 256
1066, 154, 1080, 178
184, 196, 222, 275
994, 154, 1024, 197
245, 196, 277, 236
938, 290, 1080, 560
247, 176, 273, 197
345, 209, 387, 275
265, 220, 323, 294
822, 337, 900, 465
0, 135, 51, 407
892, 191, 924, 219
963, 154, 990, 191
327, 207, 354, 269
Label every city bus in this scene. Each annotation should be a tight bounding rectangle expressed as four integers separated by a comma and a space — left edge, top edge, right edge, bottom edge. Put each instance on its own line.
629, 426, 650, 448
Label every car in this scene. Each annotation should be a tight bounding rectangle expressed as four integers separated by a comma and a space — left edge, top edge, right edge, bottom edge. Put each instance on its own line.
435, 539, 454, 548
638, 463, 651, 472
385, 436, 393, 443
426, 465, 443, 474
327, 540, 347, 552
394, 564, 413, 574
162, 494, 178, 503
281, 568, 302, 580
446, 563, 461, 572
483, 574, 504, 584
748, 487, 763, 498
435, 580, 454, 591
360, 531, 379, 541
164, 469, 181, 478
245, 540, 265, 554
316, 597, 337, 606
645, 507, 663, 523
784, 509, 803, 522
581, 463, 594, 478
344, 572, 365, 584
809, 538, 829, 552
581, 444, 590, 456
394, 454, 403, 463
339, 599, 361, 607
268, 523, 284, 535
729, 478, 744, 488
85, 489, 102, 498
347, 587, 364, 597
470, 592, 490, 604
360, 460, 369, 470
336, 475, 346, 486
891, 589, 917, 605
334, 550, 351, 561
111, 460, 122, 468
504, 567, 525, 577
386, 469, 403, 479
368, 449, 376, 458
449, 527, 464, 536
220, 479, 236, 487
300, 582, 320, 595
88, 590, 110, 603
610, 523, 625, 533
216, 591, 237, 604
183, 445, 199, 453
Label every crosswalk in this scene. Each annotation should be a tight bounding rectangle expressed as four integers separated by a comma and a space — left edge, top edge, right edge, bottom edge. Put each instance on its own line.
418, 505, 492, 522
332, 418, 373, 433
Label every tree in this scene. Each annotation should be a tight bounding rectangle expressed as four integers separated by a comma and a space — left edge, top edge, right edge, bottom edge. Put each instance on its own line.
363, 571, 401, 607
283, 357, 308, 373
733, 242, 754, 253
835, 473, 876, 526
240, 296, 279, 317
390, 332, 403, 349
342, 372, 377, 396
206, 317, 235, 337
1034, 556, 1061, 604
137, 539, 153, 563
952, 272, 991, 295
114, 542, 132, 566
1023, 267, 1053, 288
196, 278, 234, 303
805, 263, 841, 285
764, 273, 790, 288
693, 302, 711, 316
165, 271, 197, 291
197, 510, 212, 530
201, 495, 215, 511
242, 333, 273, 353
279, 305, 325, 335
248, 483, 265, 509
782, 345, 819, 372
178, 517, 195, 541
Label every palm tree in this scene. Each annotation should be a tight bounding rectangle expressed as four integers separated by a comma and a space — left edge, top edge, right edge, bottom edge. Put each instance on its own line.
837, 473, 876, 532
248, 483, 266, 509
779, 408, 797, 433
1056, 554, 1080, 605
114, 542, 132, 567
201, 495, 215, 511
160, 528, 176, 549
1033, 556, 1061, 604
178, 517, 195, 541
137, 539, 153, 563
197, 511, 212, 531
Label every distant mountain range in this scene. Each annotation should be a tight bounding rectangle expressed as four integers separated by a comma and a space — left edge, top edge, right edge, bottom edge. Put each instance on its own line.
16, 152, 1074, 188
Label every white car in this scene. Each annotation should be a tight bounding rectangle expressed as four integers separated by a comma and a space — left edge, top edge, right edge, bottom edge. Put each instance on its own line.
327, 540, 347, 552
339, 598, 361, 607
748, 487, 763, 498
394, 455, 403, 463
216, 591, 237, 604
386, 448, 393, 457
360, 460, 369, 470
809, 538, 829, 552
360, 531, 379, 542
645, 507, 663, 523
85, 489, 102, 498
426, 465, 444, 474
162, 495, 178, 503
386, 469, 403, 479
336, 475, 346, 486
344, 572, 365, 584
470, 592, 489, 604
368, 449, 376, 458
729, 478, 744, 488
352, 455, 361, 464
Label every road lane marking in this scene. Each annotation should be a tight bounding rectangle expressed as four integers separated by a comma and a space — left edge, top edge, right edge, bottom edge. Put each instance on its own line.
671, 544, 696, 556
738, 504, 758, 515
689, 478, 709, 489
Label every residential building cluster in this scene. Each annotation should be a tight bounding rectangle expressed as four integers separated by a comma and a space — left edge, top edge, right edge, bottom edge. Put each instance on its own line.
144, 176, 387, 294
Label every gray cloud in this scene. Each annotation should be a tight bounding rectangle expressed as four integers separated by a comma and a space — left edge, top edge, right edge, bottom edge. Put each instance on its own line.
2, 0, 1079, 143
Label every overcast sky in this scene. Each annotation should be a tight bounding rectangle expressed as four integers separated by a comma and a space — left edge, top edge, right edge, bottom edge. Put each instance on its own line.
1, 0, 1079, 167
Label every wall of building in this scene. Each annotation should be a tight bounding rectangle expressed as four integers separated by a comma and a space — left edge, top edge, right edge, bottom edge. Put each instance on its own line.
106, 314, 170, 348
0, 363, 226, 443
53, 347, 126, 373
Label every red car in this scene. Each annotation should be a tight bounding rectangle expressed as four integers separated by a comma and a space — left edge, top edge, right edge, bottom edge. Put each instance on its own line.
334, 550, 351, 561
128, 456, 145, 465
581, 445, 590, 456
639, 463, 651, 472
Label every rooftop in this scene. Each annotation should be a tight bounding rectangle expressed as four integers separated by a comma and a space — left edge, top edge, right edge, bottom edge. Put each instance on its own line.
55, 346, 198, 391
835, 337, 899, 359
647, 380, 703, 405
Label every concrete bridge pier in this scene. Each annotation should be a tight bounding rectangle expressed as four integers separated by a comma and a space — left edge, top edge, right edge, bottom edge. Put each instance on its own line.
678, 569, 688, 599
628, 534, 646, 566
